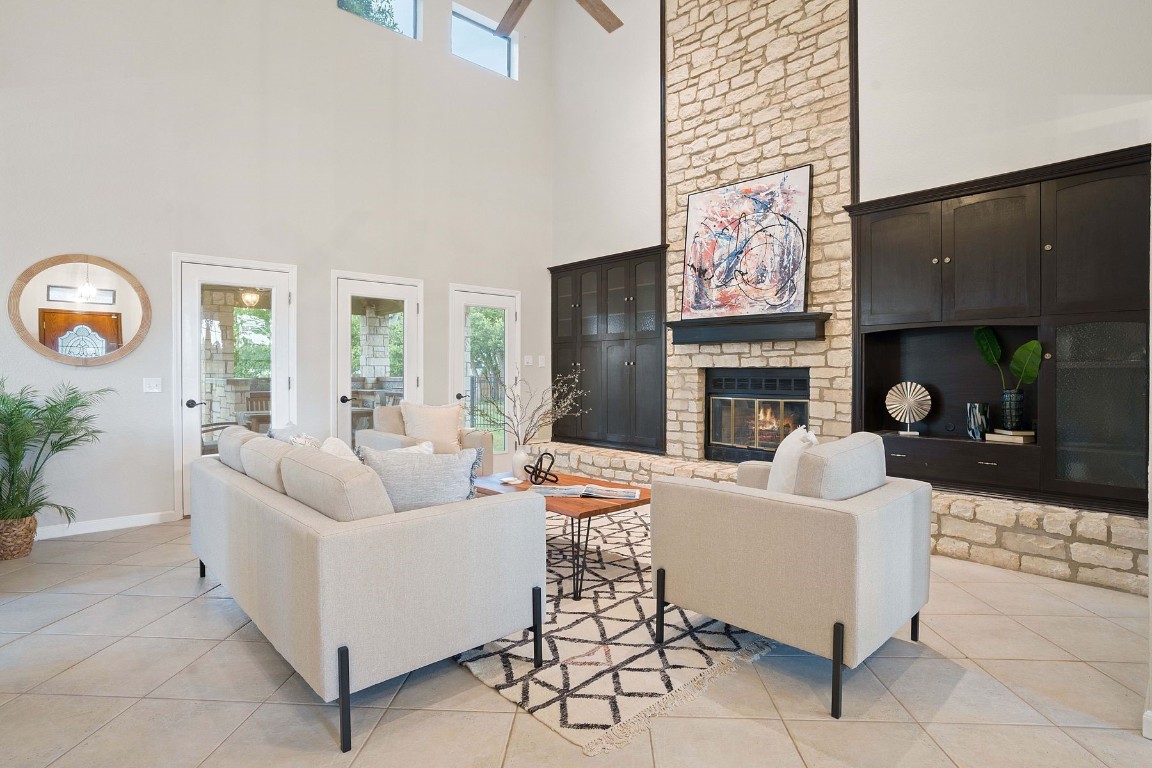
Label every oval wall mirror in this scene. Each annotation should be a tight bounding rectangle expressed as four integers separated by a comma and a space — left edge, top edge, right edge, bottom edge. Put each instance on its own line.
7, 254, 152, 366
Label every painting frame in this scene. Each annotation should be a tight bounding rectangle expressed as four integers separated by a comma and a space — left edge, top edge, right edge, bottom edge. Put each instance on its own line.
680, 165, 813, 319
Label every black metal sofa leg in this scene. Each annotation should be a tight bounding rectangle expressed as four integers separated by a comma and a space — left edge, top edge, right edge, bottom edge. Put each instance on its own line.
338, 646, 351, 752
531, 586, 543, 668
655, 568, 666, 644
199, 560, 205, 578
831, 622, 844, 719
911, 612, 920, 642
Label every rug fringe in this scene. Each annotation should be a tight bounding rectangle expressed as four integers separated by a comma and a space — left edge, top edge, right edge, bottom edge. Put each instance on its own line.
580, 637, 773, 757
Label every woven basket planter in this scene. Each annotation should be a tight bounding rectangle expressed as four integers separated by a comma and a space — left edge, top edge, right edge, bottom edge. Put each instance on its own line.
0, 517, 37, 560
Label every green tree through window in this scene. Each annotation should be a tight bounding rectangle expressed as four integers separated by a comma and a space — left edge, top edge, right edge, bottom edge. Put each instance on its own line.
338, 0, 399, 32
233, 308, 272, 378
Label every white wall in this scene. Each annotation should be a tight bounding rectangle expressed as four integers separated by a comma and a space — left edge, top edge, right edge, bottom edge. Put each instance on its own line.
0, 0, 557, 526
858, 0, 1152, 200
551, 0, 662, 264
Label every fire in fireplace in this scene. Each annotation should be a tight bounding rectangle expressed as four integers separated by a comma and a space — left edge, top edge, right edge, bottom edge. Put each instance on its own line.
705, 368, 810, 462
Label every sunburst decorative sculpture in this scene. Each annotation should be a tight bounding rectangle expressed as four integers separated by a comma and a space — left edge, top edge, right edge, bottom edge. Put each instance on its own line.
885, 382, 931, 437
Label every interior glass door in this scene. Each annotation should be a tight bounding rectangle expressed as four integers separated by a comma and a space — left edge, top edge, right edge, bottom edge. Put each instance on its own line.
335, 278, 420, 447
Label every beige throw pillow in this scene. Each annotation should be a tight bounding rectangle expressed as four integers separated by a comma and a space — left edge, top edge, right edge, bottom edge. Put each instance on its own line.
765, 425, 820, 495
320, 437, 360, 462
399, 402, 463, 454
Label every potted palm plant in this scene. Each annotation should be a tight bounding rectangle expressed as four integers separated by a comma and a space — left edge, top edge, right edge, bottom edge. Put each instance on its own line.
973, 327, 1043, 431
0, 380, 111, 559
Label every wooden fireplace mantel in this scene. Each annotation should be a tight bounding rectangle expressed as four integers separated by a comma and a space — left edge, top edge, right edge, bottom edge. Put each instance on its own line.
666, 312, 831, 345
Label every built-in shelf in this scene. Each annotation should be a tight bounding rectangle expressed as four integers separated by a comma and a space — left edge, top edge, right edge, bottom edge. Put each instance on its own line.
667, 312, 831, 345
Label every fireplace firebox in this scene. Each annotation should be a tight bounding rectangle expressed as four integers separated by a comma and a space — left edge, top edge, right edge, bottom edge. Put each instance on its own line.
705, 368, 810, 462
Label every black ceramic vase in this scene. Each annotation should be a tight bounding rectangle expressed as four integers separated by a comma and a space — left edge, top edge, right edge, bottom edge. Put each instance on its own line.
1000, 390, 1025, 431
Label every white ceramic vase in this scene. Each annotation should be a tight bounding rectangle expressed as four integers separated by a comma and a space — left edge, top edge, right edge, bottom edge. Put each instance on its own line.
512, 447, 531, 481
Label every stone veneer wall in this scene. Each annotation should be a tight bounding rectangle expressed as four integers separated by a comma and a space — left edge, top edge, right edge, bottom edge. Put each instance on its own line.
665, 0, 855, 458
601, 0, 1152, 595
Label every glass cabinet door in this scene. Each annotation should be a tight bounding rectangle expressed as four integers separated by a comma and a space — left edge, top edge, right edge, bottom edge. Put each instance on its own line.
1047, 317, 1148, 496
580, 269, 600, 338
554, 273, 574, 342
633, 258, 659, 338
604, 263, 629, 338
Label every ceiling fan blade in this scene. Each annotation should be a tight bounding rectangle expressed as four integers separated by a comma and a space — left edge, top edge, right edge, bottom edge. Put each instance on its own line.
573, 0, 623, 32
496, 0, 534, 36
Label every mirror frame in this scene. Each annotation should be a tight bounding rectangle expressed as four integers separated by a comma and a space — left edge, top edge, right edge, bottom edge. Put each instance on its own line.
7, 254, 152, 366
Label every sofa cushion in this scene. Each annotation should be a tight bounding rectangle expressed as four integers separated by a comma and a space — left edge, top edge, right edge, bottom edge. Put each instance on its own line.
400, 402, 463, 454
320, 437, 360, 462
281, 447, 395, 521
766, 426, 820, 494
794, 432, 887, 501
361, 446, 477, 512
372, 405, 406, 435
240, 436, 294, 493
218, 426, 259, 473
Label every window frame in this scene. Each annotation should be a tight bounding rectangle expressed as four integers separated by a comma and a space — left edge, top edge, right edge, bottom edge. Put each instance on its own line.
450, 4, 517, 80
338, 0, 423, 41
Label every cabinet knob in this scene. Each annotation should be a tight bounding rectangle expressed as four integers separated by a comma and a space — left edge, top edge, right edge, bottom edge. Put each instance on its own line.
1044, 244, 1053, 251
889, 453, 907, 458
931, 258, 939, 264
1043, 352, 1052, 360
943, 257, 951, 264
977, 461, 999, 467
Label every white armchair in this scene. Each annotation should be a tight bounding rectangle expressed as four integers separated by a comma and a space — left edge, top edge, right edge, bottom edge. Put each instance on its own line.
356, 404, 494, 475
650, 432, 932, 718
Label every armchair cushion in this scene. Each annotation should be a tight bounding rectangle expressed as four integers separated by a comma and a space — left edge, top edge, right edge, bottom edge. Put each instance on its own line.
794, 431, 886, 501
239, 436, 294, 493
765, 426, 820, 493
400, 402, 464, 454
281, 446, 395, 522
218, 426, 258, 473
361, 446, 478, 512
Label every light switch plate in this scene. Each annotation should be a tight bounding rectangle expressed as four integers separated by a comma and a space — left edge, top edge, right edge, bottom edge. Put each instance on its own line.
537, 355, 546, 367
142, 378, 162, 393
523, 355, 534, 367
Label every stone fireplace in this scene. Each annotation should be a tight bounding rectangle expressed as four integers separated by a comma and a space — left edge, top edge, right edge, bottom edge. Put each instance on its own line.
705, 368, 810, 462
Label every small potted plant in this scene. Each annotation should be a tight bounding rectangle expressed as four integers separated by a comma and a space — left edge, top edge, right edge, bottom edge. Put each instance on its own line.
484, 369, 588, 480
0, 380, 111, 559
973, 327, 1043, 431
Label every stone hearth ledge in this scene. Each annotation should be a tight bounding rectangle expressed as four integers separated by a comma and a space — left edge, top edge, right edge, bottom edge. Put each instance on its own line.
526, 442, 1149, 597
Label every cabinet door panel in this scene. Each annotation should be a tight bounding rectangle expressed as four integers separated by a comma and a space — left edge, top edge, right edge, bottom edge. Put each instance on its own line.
603, 340, 632, 444
632, 337, 664, 448
1042, 164, 1150, 314
943, 185, 1040, 319
551, 343, 578, 439
859, 203, 942, 325
579, 269, 601, 338
554, 273, 575, 342
604, 263, 630, 339
633, 257, 661, 338
578, 341, 605, 440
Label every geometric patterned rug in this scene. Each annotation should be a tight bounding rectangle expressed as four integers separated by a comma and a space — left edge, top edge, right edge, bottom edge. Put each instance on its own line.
459, 505, 772, 756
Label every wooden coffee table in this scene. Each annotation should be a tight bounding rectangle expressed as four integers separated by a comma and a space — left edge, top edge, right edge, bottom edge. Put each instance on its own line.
475, 472, 651, 600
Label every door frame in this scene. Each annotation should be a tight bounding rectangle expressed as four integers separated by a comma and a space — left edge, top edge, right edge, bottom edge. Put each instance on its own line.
170, 252, 298, 518
448, 283, 522, 456
329, 270, 425, 439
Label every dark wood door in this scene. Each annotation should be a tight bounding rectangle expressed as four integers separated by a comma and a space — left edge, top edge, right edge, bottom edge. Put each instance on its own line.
603, 339, 631, 444
553, 272, 576, 343
1042, 163, 1151, 315
942, 185, 1040, 320
1039, 311, 1149, 504
603, 261, 631, 340
858, 202, 942, 325
631, 337, 664, 448
552, 343, 578, 439
578, 340, 606, 440
39, 309, 123, 356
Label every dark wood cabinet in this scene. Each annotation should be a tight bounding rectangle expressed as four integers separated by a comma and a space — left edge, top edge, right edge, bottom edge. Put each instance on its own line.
942, 184, 1040, 320
1042, 164, 1151, 315
549, 246, 667, 453
858, 202, 942, 325
850, 146, 1151, 515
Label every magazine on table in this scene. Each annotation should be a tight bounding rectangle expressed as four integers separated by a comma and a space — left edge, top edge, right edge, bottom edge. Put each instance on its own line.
531, 483, 641, 500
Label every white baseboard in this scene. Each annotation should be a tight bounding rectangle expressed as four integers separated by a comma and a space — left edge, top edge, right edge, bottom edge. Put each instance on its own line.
1144, 709, 1152, 739
36, 510, 182, 540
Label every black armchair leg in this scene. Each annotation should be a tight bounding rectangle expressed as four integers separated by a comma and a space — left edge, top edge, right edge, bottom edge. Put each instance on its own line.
199, 560, 206, 578
911, 612, 920, 642
655, 568, 666, 644
531, 586, 543, 668
338, 646, 351, 752
831, 622, 844, 719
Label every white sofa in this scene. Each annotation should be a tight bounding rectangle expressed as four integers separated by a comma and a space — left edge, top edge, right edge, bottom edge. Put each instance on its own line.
356, 404, 494, 476
650, 432, 932, 718
191, 427, 545, 751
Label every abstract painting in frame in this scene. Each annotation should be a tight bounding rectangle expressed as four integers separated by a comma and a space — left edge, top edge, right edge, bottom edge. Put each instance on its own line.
681, 165, 812, 319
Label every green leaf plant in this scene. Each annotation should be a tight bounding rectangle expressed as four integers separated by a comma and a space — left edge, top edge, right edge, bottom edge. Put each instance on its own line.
0, 380, 112, 522
973, 327, 1043, 393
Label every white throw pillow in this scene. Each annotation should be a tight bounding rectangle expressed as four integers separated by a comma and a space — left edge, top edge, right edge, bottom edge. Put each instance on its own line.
766, 425, 820, 494
399, 402, 463, 454
392, 441, 435, 455
268, 422, 304, 443
290, 433, 323, 449
360, 446, 477, 512
320, 437, 359, 462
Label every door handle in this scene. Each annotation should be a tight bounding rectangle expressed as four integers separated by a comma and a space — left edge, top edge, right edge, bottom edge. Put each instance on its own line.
455, 393, 466, 400
339, 395, 352, 404
185, 399, 204, 408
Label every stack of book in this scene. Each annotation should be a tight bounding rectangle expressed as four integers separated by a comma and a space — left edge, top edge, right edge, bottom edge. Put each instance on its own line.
985, 429, 1035, 444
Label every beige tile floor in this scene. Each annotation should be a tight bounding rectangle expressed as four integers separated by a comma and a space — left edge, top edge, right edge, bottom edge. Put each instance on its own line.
0, 518, 1148, 767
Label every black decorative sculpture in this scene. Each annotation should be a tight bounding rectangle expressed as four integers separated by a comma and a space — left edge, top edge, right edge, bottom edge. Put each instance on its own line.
526, 452, 559, 485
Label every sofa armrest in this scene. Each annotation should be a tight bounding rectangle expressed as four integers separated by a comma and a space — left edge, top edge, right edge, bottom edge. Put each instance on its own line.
460, 429, 494, 475
355, 430, 418, 452
736, 461, 772, 489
